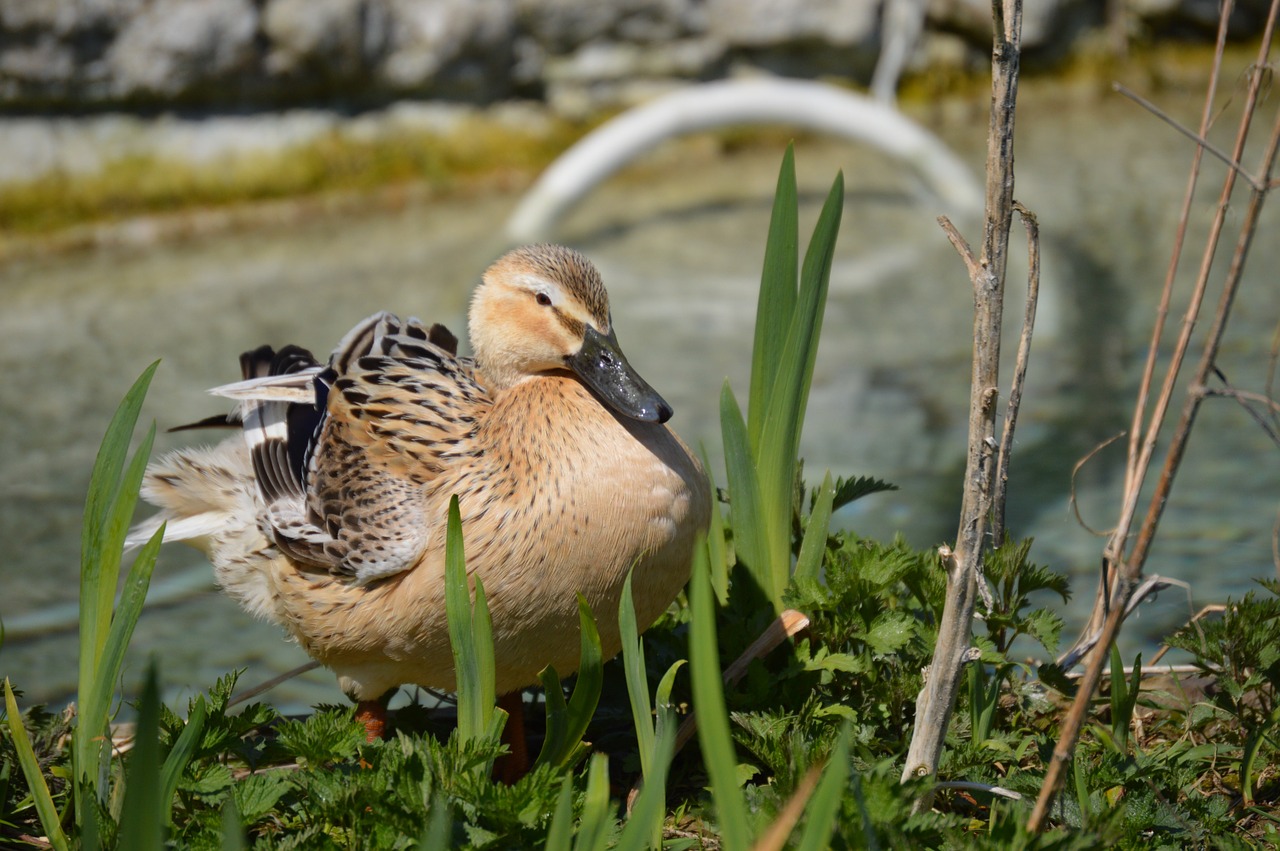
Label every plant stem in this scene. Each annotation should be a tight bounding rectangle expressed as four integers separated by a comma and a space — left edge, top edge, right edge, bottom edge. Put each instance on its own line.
900, 0, 1023, 799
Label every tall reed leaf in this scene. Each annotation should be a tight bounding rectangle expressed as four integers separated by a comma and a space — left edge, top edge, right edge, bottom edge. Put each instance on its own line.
700, 447, 730, 605
747, 144, 800, 451
720, 383, 770, 600
794, 725, 852, 851
117, 663, 165, 851
794, 472, 835, 582
755, 171, 844, 598
75, 362, 159, 816
543, 776, 576, 851
723, 156, 844, 610
4, 679, 70, 851
614, 708, 676, 851
618, 571, 655, 778
690, 535, 751, 851
572, 753, 614, 851
535, 596, 603, 769
444, 494, 502, 752
159, 695, 207, 823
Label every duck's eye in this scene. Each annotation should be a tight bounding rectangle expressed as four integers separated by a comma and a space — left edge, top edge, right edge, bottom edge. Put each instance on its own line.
535, 292, 553, 306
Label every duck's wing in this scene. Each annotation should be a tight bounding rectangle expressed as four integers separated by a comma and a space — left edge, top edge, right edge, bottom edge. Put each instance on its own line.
255, 312, 487, 584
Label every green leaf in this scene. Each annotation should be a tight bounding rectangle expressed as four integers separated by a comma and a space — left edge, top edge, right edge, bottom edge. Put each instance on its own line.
701, 447, 730, 605
76, 362, 160, 821
4, 679, 70, 851
831, 475, 898, 511
417, 795, 452, 851
572, 753, 614, 851
543, 775, 575, 851
537, 664, 569, 769
118, 663, 165, 851
755, 171, 844, 598
83, 522, 163, 772
219, 794, 244, 851
445, 494, 499, 755
535, 597, 603, 770
720, 382, 772, 605
690, 536, 751, 851
863, 611, 916, 656
562, 597, 603, 762
159, 694, 207, 823
795, 472, 834, 582
794, 725, 851, 851
615, 709, 675, 851
748, 143, 799, 452
619, 571, 655, 778
232, 773, 288, 822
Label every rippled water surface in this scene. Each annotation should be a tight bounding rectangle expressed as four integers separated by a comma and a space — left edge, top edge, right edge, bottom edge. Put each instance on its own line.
2, 74, 1277, 711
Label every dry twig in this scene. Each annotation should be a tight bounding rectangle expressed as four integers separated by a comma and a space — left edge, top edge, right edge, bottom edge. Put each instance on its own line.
1029, 0, 1280, 828
900, 0, 1032, 804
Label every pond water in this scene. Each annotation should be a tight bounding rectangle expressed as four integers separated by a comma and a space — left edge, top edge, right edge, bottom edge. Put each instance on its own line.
2, 70, 1277, 712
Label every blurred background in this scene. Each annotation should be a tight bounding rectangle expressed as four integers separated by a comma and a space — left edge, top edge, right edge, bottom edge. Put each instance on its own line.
1, 0, 1277, 712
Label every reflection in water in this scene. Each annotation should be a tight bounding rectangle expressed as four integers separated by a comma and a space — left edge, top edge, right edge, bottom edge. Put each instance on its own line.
1, 78, 1276, 712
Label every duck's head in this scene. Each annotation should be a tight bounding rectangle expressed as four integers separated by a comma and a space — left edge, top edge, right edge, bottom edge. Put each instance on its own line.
470, 244, 673, 424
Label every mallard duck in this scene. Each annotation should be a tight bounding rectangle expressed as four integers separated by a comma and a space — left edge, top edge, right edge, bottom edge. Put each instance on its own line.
130, 244, 710, 754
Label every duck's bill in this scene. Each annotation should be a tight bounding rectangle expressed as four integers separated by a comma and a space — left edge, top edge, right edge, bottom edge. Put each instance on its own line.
568, 326, 673, 423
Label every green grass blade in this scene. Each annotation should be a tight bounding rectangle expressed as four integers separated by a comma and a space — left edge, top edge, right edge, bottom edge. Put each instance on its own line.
572, 753, 614, 851
117, 663, 165, 851
445, 494, 486, 744
83, 524, 163, 761
535, 664, 568, 768
614, 708, 675, 851
417, 795, 452, 851
720, 381, 775, 607
5, 679, 70, 851
555, 597, 604, 769
794, 725, 851, 851
80, 362, 159, 661
220, 794, 244, 851
1108, 644, 1128, 752
756, 172, 844, 589
536, 598, 604, 769
690, 536, 751, 851
700, 447, 730, 605
472, 574, 497, 718
619, 571, 655, 779
1073, 756, 1091, 826
794, 472, 834, 582
76, 363, 159, 805
653, 660, 685, 750
748, 144, 800, 452
159, 694, 207, 823
544, 775, 576, 851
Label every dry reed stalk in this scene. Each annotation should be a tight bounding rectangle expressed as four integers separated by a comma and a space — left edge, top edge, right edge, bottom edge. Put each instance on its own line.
1029, 0, 1280, 828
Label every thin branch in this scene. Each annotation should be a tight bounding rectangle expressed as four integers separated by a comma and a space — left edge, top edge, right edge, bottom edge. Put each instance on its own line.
1068, 432, 1127, 537
991, 202, 1041, 546
1030, 0, 1280, 829
901, 0, 1023, 802
230, 661, 321, 708
1199, 385, 1280, 448
1113, 83, 1264, 191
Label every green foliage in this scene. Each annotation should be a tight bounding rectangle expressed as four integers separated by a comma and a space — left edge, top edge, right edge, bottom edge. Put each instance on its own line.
722, 145, 845, 611
76, 362, 164, 825
3, 151, 1276, 851
444, 494, 504, 764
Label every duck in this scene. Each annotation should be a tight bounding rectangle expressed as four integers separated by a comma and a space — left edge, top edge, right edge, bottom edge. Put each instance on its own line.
128, 244, 710, 760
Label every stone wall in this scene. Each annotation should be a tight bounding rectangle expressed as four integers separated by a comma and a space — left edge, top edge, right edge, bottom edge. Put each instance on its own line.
0, 0, 1272, 115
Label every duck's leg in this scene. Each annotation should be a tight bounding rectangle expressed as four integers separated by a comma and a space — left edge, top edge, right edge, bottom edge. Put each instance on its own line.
493, 690, 529, 784
354, 689, 397, 742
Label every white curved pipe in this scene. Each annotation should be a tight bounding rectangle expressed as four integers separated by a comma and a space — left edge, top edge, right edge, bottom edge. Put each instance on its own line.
505, 77, 983, 243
